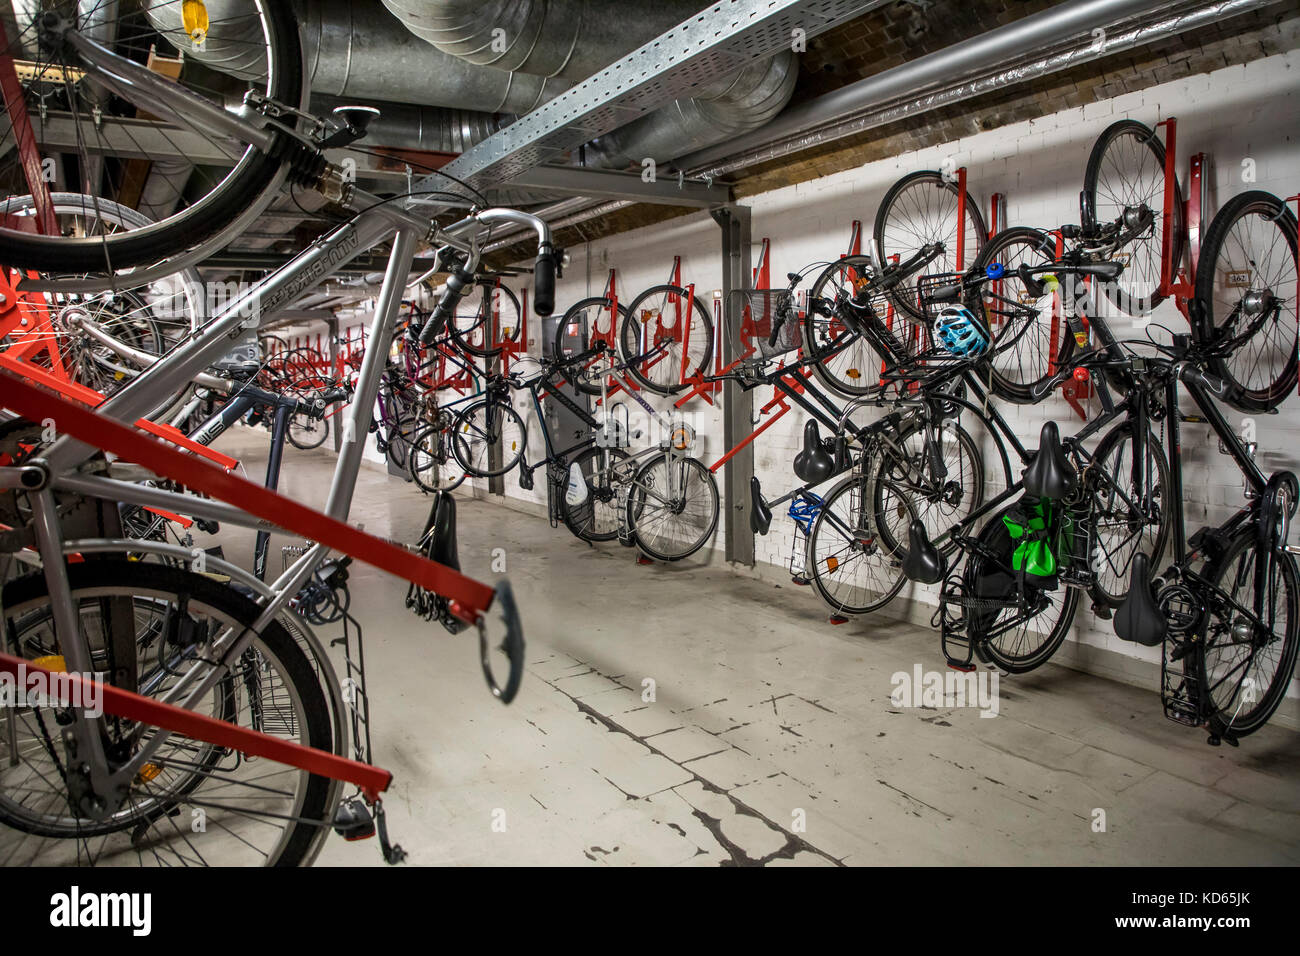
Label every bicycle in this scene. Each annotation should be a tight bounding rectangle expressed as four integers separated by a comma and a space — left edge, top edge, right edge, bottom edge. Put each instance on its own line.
1112, 331, 1298, 745
0, 1, 561, 864
449, 343, 720, 561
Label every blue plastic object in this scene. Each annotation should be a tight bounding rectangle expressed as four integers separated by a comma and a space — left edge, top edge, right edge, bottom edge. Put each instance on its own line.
788, 492, 824, 534
934, 305, 990, 357
985, 262, 1005, 279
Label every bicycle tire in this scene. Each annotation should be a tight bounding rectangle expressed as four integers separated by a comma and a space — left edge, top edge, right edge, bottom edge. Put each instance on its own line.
0, 0, 301, 275
973, 226, 1075, 404
871, 417, 985, 559
451, 398, 527, 478
1195, 190, 1299, 412
1082, 119, 1185, 317
802, 255, 895, 397
874, 169, 987, 322
965, 502, 1079, 673
561, 445, 631, 542
0, 560, 334, 866
288, 412, 330, 451
450, 280, 523, 358
625, 455, 719, 561
1087, 422, 1170, 608
619, 284, 714, 395
806, 473, 913, 616
1194, 527, 1299, 739
553, 297, 631, 396
408, 422, 467, 493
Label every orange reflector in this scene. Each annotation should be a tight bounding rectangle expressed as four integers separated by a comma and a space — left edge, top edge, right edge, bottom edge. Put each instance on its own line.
137, 763, 163, 784
825, 556, 839, 573
32, 655, 66, 672
846, 369, 861, 379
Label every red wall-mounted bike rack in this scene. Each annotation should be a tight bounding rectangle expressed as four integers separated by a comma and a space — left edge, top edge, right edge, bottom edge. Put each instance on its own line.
1291, 193, 1300, 398
0, 651, 392, 801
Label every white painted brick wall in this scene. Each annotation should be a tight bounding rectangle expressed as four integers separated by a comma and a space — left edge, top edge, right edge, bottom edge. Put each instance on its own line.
514, 49, 1300, 688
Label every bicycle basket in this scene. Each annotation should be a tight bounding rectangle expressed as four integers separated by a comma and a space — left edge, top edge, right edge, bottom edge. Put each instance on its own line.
728, 289, 801, 361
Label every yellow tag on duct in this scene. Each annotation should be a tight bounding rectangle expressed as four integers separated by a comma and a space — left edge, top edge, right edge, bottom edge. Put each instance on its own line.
183, 0, 209, 45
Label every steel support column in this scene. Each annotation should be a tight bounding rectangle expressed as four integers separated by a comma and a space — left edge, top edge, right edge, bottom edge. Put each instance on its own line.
714, 204, 754, 566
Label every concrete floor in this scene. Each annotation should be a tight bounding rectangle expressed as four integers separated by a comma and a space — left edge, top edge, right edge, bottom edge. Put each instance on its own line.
213, 427, 1299, 866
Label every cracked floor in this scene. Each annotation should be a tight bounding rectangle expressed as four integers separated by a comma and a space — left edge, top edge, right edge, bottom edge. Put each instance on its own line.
214, 429, 1300, 866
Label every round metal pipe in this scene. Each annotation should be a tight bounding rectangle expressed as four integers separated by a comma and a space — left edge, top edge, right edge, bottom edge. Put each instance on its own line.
677, 0, 1219, 177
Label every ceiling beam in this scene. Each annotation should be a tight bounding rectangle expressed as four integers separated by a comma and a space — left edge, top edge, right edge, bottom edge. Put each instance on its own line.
409, 0, 882, 203
507, 165, 731, 207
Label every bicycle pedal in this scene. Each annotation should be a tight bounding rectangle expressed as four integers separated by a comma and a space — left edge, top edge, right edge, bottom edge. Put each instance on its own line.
790, 575, 810, 586
946, 662, 977, 673
636, 555, 654, 566
1090, 602, 1113, 620
828, 614, 851, 625
332, 797, 377, 841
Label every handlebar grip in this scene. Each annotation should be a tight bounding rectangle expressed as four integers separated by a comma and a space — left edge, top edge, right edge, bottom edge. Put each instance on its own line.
929, 283, 962, 304
1074, 261, 1124, 281
480, 580, 525, 704
423, 266, 473, 346
534, 245, 557, 317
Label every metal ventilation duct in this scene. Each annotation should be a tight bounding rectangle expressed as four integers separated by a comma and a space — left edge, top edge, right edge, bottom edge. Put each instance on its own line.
378, 0, 709, 81
380, 0, 824, 168
142, 0, 567, 113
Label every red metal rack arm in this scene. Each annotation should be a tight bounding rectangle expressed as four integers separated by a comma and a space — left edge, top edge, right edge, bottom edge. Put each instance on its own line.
0, 370, 496, 616
956, 167, 967, 271
0, 652, 391, 800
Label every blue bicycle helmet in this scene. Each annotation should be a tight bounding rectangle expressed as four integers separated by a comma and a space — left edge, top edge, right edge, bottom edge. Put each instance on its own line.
934, 305, 990, 357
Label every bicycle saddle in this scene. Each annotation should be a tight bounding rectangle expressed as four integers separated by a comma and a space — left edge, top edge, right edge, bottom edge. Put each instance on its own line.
1022, 421, 1078, 500
1113, 552, 1166, 646
750, 477, 773, 535
430, 491, 460, 572
794, 419, 836, 485
902, 520, 945, 585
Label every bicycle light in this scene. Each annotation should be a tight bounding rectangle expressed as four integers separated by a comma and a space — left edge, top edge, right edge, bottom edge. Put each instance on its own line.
670, 423, 696, 451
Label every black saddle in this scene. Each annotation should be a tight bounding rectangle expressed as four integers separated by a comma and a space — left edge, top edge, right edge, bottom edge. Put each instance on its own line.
1022, 421, 1078, 500
1113, 552, 1166, 646
902, 519, 945, 585
793, 419, 836, 485
750, 477, 773, 535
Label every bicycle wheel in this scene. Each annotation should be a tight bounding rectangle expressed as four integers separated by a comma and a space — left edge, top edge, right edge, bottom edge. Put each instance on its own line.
553, 296, 631, 395
0, 0, 301, 274
871, 417, 985, 557
874, 169, 987, 322
408, 422, 467, 493
965, 502, 1079, 673
0, 560, 334, 866
383, 411, 420, 472
451, 398, 527, 478
625, 455, 719, 561
1087, 423, 1170, 608
1196, 191, 1299, 412
973, 226, 1074, 404
804, 256, 891, 396
619, 284, 714, 395
288, 412, 330, 451
450, 280, 523, 358
1194, 528, 1299, 739
561, 445, 631, 542
1083, 119, 1185, 316
806, 473, 913, 616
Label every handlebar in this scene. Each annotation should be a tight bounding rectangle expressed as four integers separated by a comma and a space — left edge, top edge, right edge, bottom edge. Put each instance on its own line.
420, 207, 558, 344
